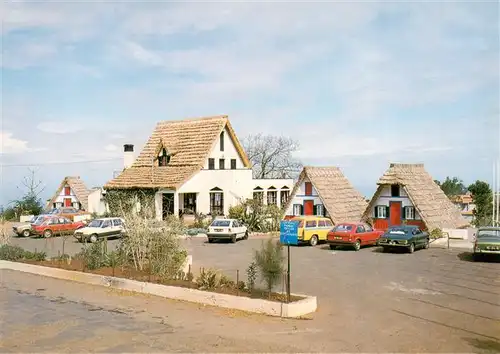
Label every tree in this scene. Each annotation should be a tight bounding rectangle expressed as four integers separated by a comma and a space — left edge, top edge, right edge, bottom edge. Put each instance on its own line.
468, 180, 493, 227
242, 134, 302, 179
7, 169, 45, 219
253, 237, 285, 297
435, 176, 467, 198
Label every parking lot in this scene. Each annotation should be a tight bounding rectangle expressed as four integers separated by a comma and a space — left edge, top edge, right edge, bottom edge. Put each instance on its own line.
4, 231, 500, 352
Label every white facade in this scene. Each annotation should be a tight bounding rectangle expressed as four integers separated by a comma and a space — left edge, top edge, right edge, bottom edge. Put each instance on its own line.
285, 176, 323, 216
152, 128, 293, 220
88, 188, 109, 215
370, 185, 422, 220
52, 185, 82, 209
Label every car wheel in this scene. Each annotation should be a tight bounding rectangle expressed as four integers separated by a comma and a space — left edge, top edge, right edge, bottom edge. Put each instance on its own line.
353, 240, 361, 251
382, 247, 389, 253
207, 238, 214, 243
22, 230, 30, 237
309, 235, 318, 246
244, 231, 249, 240
231, 235, 237, 243
329, 244, 336, 250
408, 243, 415, 253
43, 229, 53, 238
424, 238, 430, 249
89, 234, 98, 243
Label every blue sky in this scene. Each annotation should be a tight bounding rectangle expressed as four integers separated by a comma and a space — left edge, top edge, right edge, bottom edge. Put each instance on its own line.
1, 1, 499, 206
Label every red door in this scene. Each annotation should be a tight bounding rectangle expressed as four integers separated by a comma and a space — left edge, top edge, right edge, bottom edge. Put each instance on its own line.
64, 198, 72, 207
389, 201, 402, 226
304, 200, 314, 215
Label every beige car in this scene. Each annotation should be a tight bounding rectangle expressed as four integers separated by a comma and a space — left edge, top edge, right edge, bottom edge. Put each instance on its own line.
74, 217, 125, 243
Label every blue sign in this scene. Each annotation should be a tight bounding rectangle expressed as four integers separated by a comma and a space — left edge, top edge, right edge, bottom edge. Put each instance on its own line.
280, 220, 299, 245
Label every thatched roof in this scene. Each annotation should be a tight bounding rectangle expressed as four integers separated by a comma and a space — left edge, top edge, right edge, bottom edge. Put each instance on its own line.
48, 176, 90, 210
284, 166, 368, 224
104, 115, 251, 189
363, 163, 469, 230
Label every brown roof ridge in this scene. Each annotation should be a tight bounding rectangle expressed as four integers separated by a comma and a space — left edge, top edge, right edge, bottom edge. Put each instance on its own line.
156, 115, 228, 125
389, 163, 425, 168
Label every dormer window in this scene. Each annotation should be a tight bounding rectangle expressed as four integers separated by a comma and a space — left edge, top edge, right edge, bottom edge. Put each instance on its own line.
220, 131, 224, 151
158, 148, 170, 167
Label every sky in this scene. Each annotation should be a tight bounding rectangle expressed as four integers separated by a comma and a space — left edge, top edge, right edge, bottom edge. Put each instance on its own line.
1, 1, 499, 206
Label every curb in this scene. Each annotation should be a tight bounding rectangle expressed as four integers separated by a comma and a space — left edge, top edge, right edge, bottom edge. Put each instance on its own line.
0, 260, 317, 318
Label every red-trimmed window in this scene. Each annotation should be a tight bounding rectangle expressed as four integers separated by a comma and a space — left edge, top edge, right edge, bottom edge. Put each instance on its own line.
64, 186, 71, 196
305, 182, 312, 196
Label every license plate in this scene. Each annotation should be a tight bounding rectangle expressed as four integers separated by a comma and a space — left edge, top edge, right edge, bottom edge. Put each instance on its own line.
214, 229, 223, 232
335, 236, 342, 240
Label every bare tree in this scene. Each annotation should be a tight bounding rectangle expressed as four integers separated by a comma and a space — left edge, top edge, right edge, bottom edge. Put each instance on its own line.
242, 134, 303, 179
10, 168, 45, 217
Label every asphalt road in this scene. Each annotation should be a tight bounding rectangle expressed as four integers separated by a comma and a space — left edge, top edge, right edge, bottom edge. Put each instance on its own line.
4, 234, 500, 352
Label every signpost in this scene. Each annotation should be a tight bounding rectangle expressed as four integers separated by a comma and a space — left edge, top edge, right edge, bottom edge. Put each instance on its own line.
280, 220, 299, 303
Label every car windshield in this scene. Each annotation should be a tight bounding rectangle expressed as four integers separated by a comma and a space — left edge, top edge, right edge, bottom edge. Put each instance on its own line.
388, 227, 408, 235
88, 219, 104, 228
334, 224, 353, 231
477, 230, 500, 239
211, 220, 231, 227
49, 209, 59, 214
32, 216, 45, 225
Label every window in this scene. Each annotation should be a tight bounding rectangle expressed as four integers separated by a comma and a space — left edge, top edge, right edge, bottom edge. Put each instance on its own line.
219, 158, 225, 169
375, 205, 388, 218
230, 159, 237, 169
48, 218, 58, 225
267, 190, 277, 205
334, 224, 353, 231
325, 220, 333, 227
315, 204, 324, 216
208, 158, 215, 170
318, 220, 326, 227
356, 225, 365, 233
293, 204, 302, 216
211, 219, 230, 227
113, 219, 122, 226
158, 148, 170, 167
232, 220, 239, 227
102, 220, 111, 228
183, 193, 197, 214
210, 190, 224, 215
280, 190, 290, 205
59, 218, 67, 224
253, 187, 263, 204
305, 182, 313, 196
391, 184, 400, 197
220, 131, 224, 151
305, 220, 317, 228
364, 224, 373, 232
64, 186, 71, 196
404, 206, 415, 220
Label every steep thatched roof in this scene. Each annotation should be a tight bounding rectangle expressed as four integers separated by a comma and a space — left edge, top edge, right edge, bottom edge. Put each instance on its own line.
284, 166, 368, 224
48, 176, 90, 210
363, 163, 469, 230
104, 115, 251, 189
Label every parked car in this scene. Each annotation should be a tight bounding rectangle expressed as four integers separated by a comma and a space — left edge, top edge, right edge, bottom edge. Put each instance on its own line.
46, 207, 91, 222
207, 218, 248, 243
12, 214, 51, 237
326, 222, 384, 251
287, 216, 334, 246
74, 217, 125, 243
378, 225, 429, 253
473, 227, 500, 260
31, 216, 86, 238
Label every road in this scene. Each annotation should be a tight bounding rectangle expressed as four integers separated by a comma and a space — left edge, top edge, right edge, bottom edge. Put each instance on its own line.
3, 233, 500, 352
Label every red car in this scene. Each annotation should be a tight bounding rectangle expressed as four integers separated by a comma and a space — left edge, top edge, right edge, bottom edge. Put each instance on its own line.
327, 222, 384, 251
32, 216, 85, 238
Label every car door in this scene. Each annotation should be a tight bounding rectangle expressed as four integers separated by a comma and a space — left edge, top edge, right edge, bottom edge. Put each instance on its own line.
415, 228, 425, 245
111, 218, 123, 236
101, 219, 112, 237
363, 223, 377, 244
233, 220, 244, 238
356, 225, 366, 244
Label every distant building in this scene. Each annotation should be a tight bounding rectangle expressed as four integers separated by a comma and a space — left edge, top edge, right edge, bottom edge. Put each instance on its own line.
451, 192, 475, 222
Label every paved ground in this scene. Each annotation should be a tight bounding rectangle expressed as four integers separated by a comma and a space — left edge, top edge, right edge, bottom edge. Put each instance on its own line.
3, 233, 500, 352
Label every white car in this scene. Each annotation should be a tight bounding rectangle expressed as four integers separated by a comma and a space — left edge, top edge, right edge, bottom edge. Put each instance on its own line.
206, 219, 248, 243
74, 217, 125, 243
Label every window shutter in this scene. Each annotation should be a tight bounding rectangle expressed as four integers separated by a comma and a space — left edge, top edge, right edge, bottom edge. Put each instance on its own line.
313, 205, 317, 215
300, 204, 304, 215
374, 206, 379, 218
402, 206, 406, 219
386, 206, 390, 218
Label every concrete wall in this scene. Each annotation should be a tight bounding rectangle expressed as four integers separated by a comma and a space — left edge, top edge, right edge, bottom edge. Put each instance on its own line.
87, 189, 109, 215
443, 227, 475, 240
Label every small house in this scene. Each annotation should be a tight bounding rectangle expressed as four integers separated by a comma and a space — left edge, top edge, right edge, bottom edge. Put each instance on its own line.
363, 163, 469, 231
47, 176, 90, 211
104, 115, 293, 219
283, 166, 368, 224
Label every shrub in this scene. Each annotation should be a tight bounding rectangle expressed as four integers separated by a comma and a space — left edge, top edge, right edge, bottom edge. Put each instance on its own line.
23, 250, 46, 261
76, 241, 107, 270
219, 274, 235, 288
196, 268, 220, 290
253, 238, 285, 296
237, 280, 246, 291
229, 199, 284, 232
430, 228, 444, 239
0, 244, 27, 261
246, 261, 257, 292
105, 249, 125, 268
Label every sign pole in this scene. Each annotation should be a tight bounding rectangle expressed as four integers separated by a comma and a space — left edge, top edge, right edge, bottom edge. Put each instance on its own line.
287, 244, 291, 303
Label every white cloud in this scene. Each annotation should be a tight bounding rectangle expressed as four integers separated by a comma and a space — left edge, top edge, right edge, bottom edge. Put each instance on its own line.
37, 121, 83, 134
0, 131, 30, 154
104, 144, 118, 152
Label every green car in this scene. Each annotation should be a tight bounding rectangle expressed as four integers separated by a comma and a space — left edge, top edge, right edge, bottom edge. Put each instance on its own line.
378, 225, 429, 253
473, 227, 500, 260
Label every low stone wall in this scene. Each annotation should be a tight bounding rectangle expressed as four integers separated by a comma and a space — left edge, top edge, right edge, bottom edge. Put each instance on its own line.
0, 260, 317, 318
442, 228, 472, 240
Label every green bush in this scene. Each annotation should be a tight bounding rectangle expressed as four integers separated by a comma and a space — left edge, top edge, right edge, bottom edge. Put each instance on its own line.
430, 228, 444, 239
253, 238, 285, 296
0, 244, 27, 261
23, 250, 47, 261
246, 261, 257, 292
196, 268, 220, 290
229, 199, 283, 232
75, 241, 107, 270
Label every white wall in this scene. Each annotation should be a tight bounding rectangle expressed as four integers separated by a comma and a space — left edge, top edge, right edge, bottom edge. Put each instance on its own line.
285, 177, 323, 215
53, 184, 82, 209
370, 185, 422, 220
203, 126, 246, 170
87, 189, 109, 215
